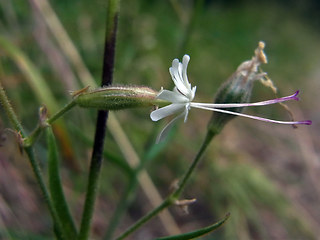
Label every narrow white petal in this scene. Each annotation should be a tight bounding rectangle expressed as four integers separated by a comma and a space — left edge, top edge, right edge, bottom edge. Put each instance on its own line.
167, 55, 196, 101
172, 59, 180, 69
150, 103, 185, 121
182, 55, 190, 87
169, 67, 190, 96
190, 86, 197, 101
157, 89, 189, 103
156, 110, 186, 143
183, 103, 191, 122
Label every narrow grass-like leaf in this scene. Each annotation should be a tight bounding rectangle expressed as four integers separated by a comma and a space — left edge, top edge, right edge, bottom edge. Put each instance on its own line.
0, 36, 59, 113
46, 127, 77, 239
156, 213, 230, 240
0, 34, 77, 168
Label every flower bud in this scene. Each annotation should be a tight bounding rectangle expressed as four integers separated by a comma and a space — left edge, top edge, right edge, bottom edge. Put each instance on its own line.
207, 42, 267, 135
74, 86, 166, 110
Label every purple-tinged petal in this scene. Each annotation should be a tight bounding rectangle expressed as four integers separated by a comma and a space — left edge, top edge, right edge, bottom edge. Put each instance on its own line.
300, 120, 312, 125
292, 90, 300, 101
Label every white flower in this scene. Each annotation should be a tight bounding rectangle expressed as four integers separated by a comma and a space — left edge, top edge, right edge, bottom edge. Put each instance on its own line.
150, 55, 311, 143
150, 55, 196, 123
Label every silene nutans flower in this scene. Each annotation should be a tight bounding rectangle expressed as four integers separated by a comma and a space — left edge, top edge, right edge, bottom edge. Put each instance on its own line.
150, 42, 311, 142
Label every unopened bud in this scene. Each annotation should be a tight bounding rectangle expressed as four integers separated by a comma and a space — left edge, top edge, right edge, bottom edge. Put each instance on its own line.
208, 42, 267, 135
74, 86, 166, 110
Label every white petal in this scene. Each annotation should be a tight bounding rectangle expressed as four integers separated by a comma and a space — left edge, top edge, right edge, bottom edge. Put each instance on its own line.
190, 86, 197, 101
157, 89, 189, 103
183, 104, 190, 122
150, 103, 185, 121
169, 67, 189, 97
172, 58, 180, 70
182, 55, 190, 87
156, 110, 186, 143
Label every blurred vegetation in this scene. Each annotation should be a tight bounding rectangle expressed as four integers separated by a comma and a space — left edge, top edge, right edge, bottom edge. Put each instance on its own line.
0, 0, 319, 239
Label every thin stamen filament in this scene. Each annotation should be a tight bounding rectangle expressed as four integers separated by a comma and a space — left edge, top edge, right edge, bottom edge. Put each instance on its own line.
190, 91, 299, 109
192, 105, 311, 125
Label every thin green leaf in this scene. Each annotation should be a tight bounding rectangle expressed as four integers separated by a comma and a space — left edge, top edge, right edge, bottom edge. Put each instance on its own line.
156, 213, 230, 240
46, 128, 77, 239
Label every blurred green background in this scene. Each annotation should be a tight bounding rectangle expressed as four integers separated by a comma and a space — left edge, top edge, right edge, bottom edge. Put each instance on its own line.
0, 0, 319, 239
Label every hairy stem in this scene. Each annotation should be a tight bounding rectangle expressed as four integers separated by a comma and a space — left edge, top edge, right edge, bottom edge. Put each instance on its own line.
78, 0, 120, 239
0, 83, 26, 135
0, 81, 65, 238
47, 100, 77, 124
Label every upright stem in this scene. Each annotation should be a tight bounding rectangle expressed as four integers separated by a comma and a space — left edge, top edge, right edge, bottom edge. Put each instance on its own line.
24, 147, 65, 239
0, 83, 26, 135
78, 1, 120, 239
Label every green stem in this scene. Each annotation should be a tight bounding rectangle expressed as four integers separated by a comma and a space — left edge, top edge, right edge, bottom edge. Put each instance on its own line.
0, 83, 26, 135
78, 126, 106, 240
116, 131, 217, 240
0, 81, 65, 238
116, 198, 172, 240
47, 100, 77, 124
173, 132, 215, 198
24, 100, 77, 147
25, 147, 65, 239
78, 0, 120, 239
